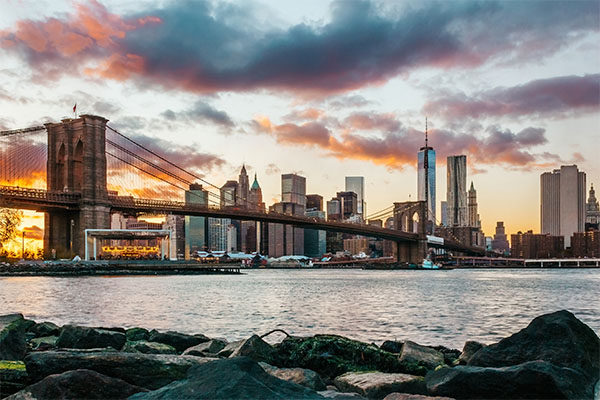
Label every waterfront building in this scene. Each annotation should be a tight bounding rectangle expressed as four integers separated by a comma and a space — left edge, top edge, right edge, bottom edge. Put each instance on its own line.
418, 145, 436, 225
440, 201, 448, 226
336, 191, 358, 220
491, 221, 510, 254
327, 198, 342, 221
164, 214, 185, 259
268, 202, 305, 257
571, 230, 600, 258
184, 183, 208, 259
282, 173, 306, 207
306, 194, 324, 211
345, 177, 366, 216
220, 180, 238, 207
111, 213, 127, 229
236, 165, 249, 207
126, 218, 163, 230
304, 210, 326, 257
446, 155, 468, 226
208, 217, 231, 251
540, 165, 586, 247
468, 182, 481, 228
511, 230, 564, 258
343, 238, 369, 255
586, 184, 600, 231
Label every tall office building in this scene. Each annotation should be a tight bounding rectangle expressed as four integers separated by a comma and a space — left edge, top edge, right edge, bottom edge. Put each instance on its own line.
541, 165, 586, 247
491, 221, 509, 253
184, 183, 208, 259
208, 217, 231, 251
248, 174, 265, 212
236, 165, 249, 207
164, 214, 185, 260
220, 180, 238, 207
446, 155, 468, 226
440, 201, 448, 226
304, 210, 326, 257
586, 184, 599, 230
306, 194, 324, 211
326, 198, 342, 221
336, 191, 358, 220
345, 177, 365, 216
418, 145, 436, 224
468, 182, 480, 227
282, 173, 306, 207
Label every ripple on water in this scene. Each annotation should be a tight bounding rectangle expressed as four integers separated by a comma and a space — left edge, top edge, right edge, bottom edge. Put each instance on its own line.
0, 269, 599, 348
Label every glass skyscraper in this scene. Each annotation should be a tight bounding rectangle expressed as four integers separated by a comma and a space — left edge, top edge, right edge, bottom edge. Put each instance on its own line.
345, 176, 365, 216
418, 148, 436, 224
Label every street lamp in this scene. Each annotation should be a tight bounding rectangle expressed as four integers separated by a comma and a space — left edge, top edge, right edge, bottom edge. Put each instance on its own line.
21, 231, 25, 259
70, 219, 74, 254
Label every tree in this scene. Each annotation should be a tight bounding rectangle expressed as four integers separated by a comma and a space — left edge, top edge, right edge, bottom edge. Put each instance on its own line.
0, 208, 22, 249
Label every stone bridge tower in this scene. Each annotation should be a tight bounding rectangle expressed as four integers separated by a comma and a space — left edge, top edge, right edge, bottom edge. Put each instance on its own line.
393, 200, 428, 263
44, 115, 111, 257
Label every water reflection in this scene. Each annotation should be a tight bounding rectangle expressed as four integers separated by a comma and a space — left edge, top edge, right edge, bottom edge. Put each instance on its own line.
0, 269, 598, 348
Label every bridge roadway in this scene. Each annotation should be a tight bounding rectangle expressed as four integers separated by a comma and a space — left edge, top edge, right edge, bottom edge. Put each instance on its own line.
0, 185, 485, 254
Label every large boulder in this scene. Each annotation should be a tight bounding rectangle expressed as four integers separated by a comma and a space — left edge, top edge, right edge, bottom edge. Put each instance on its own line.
0, 361, 30, 398
0, 314, 29, 360
457, 341, 485, 365
122, 340, 177, 355
183, 339, 228, 356
29, 336, 58, 351
426, 361, 590, 399
334, 372, 426, 399
56, 325, 126, 350
148, 330, 209, 353
24, 351, 216, 390
129, 356, 324, 399
380, 341, 403, 354
276, 335, 403, 379
468, 310, 599, 388
398, 342, 445, 374
230, 334, 279, 364
126, 327, 150, 342
6, 369, 146, 399
28, 322, 60, 338
217, 339, 243, 357
260, 362, 327, 391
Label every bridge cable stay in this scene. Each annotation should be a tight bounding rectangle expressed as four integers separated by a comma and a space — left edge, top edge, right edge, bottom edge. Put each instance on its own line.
0, 127, 47, 189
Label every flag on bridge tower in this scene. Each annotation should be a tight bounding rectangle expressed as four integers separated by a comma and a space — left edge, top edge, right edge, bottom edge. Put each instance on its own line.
73, 103, 77, 116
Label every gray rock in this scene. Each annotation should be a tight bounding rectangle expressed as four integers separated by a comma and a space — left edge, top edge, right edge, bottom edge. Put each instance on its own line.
129, 356, 324, 399
122, 340, 177, 354
260, 362, 327, 391
334, 372, 426, 399
380, 341, 403, 354
148, 330, 209, 353
56, 325, 126, 350
6, 368, 146, 399
457, 341, 485, 365
468, 310, 599, 395
230, 334, 279, 364
426, 360, 590, 399
28, 321, 60, 338
217, 339, 243, 357
319, 389, 366, 399
30, 335, 58, 350
383, 394, 453, 400
183, 339, 228, 356
399, 341, 444, 372
126, 327, 150, 342
24, 351, 217, 390
0, 314, 29, 360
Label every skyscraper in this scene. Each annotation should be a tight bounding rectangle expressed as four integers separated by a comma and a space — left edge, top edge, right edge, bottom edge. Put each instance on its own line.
440, 201, 448, 226
306, 194, 323, 211
418, 124, 435, 225
282, 173, 306, 207
586, 184, 600, 230
446, 155, 467, 226
541, 165, 586, 247
491, 221, 509, 253
248, 173, 265, 212
236, 165, 249, 207
184, 183, 208, 259
468, 182, 480, 227
345, 177, 365, 216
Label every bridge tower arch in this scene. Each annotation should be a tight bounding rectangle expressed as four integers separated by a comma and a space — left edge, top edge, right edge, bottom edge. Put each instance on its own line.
393, 201, 428, 264
44, 115, 111, 257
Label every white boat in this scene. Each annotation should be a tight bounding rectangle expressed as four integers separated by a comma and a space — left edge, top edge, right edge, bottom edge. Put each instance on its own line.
421, 258, 441, 269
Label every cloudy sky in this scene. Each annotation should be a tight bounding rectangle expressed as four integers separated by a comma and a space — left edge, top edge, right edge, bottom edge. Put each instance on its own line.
1, 0, 599, 243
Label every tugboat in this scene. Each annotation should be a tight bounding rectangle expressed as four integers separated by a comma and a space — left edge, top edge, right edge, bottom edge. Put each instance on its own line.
421, 257, 441, 269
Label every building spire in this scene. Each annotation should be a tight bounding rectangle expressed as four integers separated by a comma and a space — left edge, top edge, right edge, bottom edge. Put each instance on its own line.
425, 117, 428, 148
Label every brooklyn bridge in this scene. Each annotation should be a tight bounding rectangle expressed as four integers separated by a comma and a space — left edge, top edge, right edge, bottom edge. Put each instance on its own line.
0, 114, 485, 262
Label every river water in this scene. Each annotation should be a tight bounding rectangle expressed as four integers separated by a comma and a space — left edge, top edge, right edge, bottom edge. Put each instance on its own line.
0, 269, 598, 349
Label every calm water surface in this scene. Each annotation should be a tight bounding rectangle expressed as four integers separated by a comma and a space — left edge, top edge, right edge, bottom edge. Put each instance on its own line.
1, 269, 598, 348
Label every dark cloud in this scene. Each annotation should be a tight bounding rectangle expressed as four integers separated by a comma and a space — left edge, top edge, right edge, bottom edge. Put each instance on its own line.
1, 1, 597, 94
343, 112, 400, 133
328, 95, 373, 110
424, 74, 600, 120
161, 100, 234, 128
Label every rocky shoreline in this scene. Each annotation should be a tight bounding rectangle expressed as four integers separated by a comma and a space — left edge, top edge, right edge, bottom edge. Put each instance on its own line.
0, 310, 598, 399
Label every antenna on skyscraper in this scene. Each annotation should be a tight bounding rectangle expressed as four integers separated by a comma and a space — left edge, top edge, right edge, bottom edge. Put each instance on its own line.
425, 117, 428, 148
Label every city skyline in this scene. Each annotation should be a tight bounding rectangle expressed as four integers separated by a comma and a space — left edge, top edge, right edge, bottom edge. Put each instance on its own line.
1, 0, 599, 245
